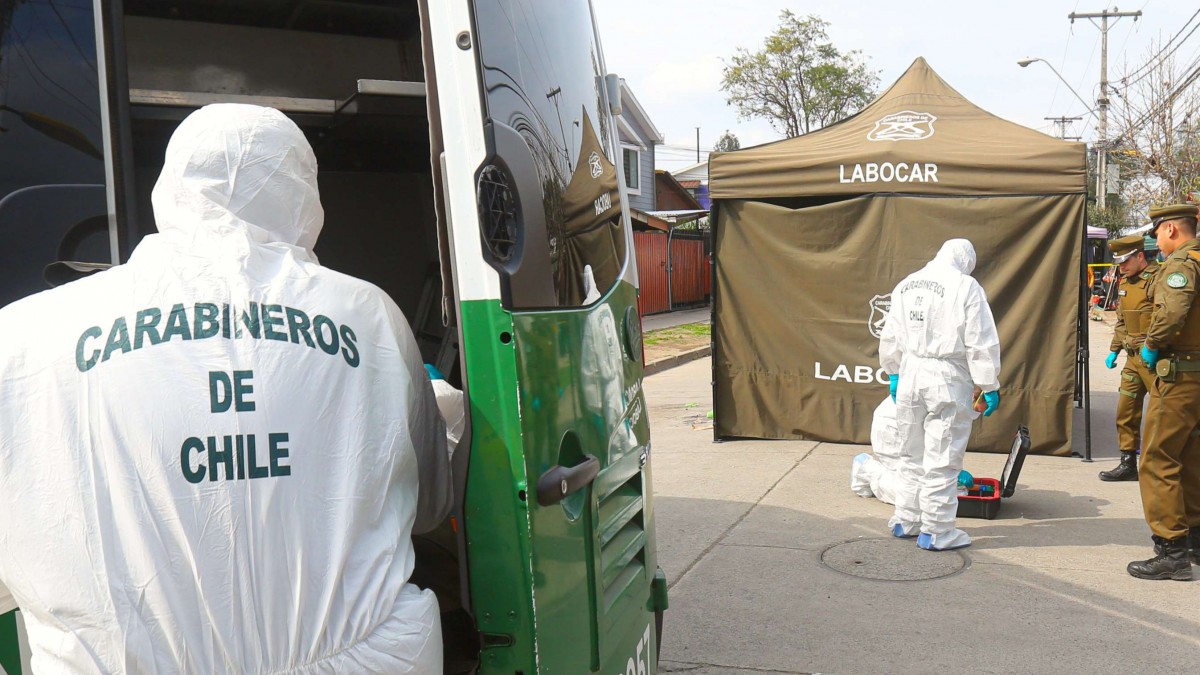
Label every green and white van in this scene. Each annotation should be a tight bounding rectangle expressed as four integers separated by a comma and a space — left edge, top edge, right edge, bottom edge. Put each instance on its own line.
0, 1, 665, 672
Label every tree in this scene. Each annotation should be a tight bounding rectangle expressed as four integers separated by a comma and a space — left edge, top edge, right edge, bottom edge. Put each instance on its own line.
1108, 44, 1200, 219
720, 11, 878, 138
1088, 200, 1131, 238
713, 130, 741, 152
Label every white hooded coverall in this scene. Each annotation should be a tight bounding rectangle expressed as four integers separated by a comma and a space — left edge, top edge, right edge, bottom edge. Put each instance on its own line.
879, 239, 1001, 550
0, 104, 451, 673
850, 398, 906, 505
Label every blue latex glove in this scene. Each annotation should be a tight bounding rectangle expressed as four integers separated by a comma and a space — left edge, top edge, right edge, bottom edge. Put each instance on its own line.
1141, 346, 1159, 369
983, 390, 1000, 417
424, 363, 445, 380
888, 374, 899, 402
1105, 351, 1119, 369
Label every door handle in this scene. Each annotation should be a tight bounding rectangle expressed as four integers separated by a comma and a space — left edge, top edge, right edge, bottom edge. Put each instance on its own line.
536, 455, 599, 506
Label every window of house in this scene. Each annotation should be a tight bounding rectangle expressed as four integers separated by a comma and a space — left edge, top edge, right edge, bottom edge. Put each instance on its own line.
622, 146, 640, 193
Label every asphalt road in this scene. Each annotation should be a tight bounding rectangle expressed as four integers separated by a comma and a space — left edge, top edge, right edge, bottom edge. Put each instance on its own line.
645, 315, 1198, 675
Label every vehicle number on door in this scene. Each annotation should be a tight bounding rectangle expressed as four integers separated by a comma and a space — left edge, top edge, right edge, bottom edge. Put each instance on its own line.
617, 623, 653, 675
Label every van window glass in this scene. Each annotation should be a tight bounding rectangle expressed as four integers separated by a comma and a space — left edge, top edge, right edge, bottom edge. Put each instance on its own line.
0, 0, 108, 308
473, 0, 627, 307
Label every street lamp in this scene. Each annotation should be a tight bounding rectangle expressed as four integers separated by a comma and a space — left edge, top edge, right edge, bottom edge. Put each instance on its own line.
1017, 57, 1097, 119
1019, 56, 1112, 209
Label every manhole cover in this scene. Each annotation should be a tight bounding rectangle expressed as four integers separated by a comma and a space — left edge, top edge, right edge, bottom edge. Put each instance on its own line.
820, 538, 968, 581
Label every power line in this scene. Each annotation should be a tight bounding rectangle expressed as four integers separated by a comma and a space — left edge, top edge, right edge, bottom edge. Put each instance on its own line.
1121, 40, 1200, 133
1120, 7, 1200, 88
1049, 4, 1079, 119
1111, 2, 1148, 85
660, 143, 712, 152
1046, 115, 1084, 138
1070, 7, 1144, 208
1118, 59, 1200, 142
7, 23, 101, 130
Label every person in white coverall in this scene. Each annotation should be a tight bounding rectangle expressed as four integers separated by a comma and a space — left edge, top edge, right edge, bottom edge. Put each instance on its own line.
0, 104, 452, 672
852, 394, 984, 505
879, 239, 1001, 551
850, 397, 906, 505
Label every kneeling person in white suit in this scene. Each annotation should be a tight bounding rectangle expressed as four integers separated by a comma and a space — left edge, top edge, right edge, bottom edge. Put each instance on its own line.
852, 393, 984, 505
851, 397, 906, 505
0, 104, 452, 673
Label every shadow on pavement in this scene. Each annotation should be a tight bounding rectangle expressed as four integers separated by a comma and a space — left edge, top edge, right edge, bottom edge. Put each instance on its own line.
656, 495, 1200, 675
989, 488, 1109, 520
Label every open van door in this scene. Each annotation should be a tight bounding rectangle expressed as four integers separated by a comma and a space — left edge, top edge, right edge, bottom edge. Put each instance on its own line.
428, 0, 666, 671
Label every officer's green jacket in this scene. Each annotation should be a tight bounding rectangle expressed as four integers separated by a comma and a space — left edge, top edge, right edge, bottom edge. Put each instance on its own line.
1147, 238, 1200, 353
1111, 261, 1159, 353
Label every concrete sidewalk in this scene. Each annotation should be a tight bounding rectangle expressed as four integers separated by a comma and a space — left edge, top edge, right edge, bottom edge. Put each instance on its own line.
642, 305, 711, 333
642, 304, 713, 376
645, 314, 1196, 675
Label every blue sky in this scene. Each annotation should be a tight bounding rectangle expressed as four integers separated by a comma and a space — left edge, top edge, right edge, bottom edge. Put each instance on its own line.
592, 0, 1200, 170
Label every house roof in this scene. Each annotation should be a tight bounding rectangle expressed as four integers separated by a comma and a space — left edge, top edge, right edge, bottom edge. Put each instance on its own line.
655, 169, 704, 210
645, 209, 708, 224
678, 180, 701, 189
619, 79, 664, 144
617, 116, 646, 149
670, 160, 709, 182
629, 208, 671, 232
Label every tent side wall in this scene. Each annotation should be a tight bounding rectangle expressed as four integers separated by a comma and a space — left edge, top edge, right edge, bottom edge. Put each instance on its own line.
712, 193, 1085, 455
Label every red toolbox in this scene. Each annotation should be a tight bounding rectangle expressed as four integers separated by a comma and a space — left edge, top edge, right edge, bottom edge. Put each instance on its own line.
957, 425, 1030, 520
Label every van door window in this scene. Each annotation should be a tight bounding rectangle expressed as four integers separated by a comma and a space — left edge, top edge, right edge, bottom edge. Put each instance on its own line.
0, 0, 109, 308
473, 0, 628, 308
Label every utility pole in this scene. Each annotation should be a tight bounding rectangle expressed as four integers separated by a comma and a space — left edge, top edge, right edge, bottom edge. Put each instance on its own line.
695, 127, 700, 163
1070, 7, 1141, 208
1045, 115, 1083, 139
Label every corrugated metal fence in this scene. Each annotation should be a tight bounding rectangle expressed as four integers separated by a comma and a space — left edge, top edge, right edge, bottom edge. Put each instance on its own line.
633, 231, 710, 315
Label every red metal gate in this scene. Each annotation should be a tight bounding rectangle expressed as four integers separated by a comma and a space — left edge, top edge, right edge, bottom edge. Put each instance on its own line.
633, 231, 709, 315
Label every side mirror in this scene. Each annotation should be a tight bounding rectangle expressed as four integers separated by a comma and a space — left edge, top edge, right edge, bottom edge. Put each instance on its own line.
604, 73, 622, 116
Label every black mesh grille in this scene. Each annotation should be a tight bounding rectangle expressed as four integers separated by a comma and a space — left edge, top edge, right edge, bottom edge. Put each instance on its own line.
477, 164, 519, 263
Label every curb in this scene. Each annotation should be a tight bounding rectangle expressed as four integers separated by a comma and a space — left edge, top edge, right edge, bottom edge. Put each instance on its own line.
644, 345, 711, 376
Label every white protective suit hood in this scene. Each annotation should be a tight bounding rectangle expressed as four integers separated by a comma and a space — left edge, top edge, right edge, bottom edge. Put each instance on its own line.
0, 103, 450, 672
929, 238, 977, 276
151, 103, 324, 254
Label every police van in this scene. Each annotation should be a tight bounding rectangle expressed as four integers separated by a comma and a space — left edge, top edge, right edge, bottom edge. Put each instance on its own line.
0, 1, 664, 672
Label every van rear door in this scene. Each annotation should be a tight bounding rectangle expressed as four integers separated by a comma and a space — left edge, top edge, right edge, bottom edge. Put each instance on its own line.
427, 0, 663, 671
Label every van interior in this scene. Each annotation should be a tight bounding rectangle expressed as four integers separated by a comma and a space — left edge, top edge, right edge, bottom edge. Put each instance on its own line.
118, 1, 474, 669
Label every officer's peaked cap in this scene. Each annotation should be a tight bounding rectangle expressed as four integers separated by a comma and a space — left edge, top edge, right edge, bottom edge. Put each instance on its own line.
1109, 234, 1145, 263
1148, 203, 1199, 234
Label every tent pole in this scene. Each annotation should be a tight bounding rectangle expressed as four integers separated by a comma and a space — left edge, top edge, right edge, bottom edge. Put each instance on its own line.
710, 202, 722, 443
1081, 213, 1093, 462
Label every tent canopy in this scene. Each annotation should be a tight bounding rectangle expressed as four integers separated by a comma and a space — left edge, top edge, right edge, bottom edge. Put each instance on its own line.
710, 57, 1086, 199
708, 58, 1087, 455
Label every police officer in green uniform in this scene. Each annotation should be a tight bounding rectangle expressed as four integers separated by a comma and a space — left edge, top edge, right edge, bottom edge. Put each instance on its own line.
1100, 234, 1160, 481
1128, 203, 1200, 580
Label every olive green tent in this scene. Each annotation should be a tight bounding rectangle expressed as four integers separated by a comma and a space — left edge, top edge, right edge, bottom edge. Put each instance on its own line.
709, 58, 1087, 455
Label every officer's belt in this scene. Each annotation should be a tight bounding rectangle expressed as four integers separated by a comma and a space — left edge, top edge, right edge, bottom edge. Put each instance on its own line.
1166, 352, 1200, 372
